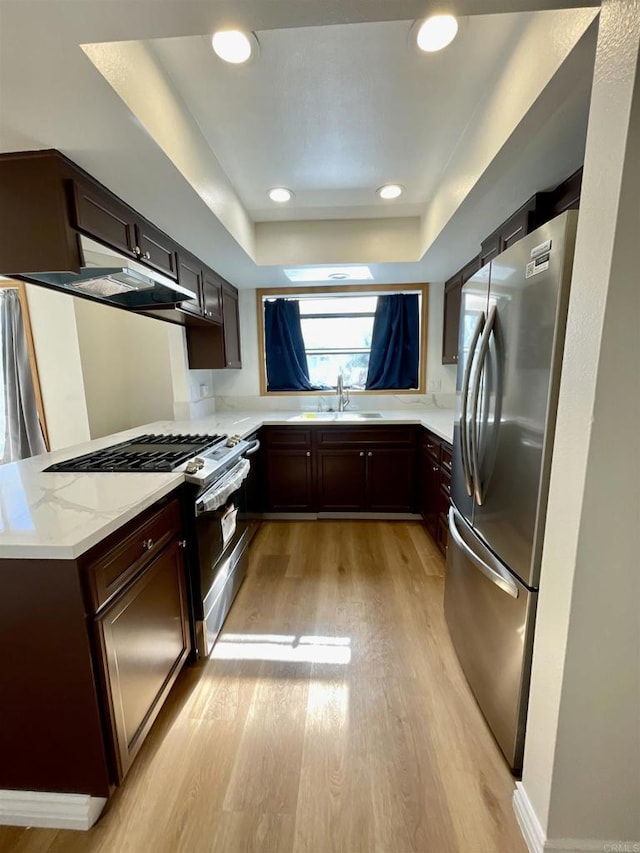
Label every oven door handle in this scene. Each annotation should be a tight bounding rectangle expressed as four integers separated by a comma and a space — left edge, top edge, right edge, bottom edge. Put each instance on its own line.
243, 439, 261, 457
196, 458, 251, 515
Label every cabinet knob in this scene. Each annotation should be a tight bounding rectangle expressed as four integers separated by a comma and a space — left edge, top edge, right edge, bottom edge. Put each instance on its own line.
433, 467, 439, 472
134, 246, 141, 256
143, 538, 154, 550
453, 355, 458, 361
143, 250, 151, 260
306, 451, 311, 457
367, 451, 373, 457
359, 451, 364, 457
179, 539, 187, 549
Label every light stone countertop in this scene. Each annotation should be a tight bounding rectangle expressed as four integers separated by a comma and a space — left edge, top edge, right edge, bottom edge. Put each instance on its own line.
0, 408, 455, 560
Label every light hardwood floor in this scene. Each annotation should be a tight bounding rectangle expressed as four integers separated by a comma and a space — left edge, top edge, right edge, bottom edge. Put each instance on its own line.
0, 521, 526, 853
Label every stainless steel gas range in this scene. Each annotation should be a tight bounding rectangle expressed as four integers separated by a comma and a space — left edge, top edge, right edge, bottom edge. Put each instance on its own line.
45, 431, 260, 658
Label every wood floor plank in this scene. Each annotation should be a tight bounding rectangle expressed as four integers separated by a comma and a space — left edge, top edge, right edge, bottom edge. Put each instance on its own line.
0, 521, 526, 853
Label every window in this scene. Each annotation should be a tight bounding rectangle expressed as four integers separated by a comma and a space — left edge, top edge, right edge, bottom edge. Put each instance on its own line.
257, 284, 428, 394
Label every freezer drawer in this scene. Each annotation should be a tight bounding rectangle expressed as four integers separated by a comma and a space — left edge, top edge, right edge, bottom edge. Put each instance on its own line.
444, 507, 537, 771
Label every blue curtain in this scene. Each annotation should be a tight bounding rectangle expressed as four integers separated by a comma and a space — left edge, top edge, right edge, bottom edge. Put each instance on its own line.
265, 299, 316, 391
365, 294, 419, 390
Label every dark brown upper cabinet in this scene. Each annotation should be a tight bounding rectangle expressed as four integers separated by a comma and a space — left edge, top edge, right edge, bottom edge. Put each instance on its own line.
442, 255, 479, 365
0, 150, 242, 352
443, 169, 582, 366
186, 282, 242, 369
202, 269, 223, 324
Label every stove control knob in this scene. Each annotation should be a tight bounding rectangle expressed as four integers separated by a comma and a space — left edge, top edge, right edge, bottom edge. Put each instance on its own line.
186, 457, 206, 474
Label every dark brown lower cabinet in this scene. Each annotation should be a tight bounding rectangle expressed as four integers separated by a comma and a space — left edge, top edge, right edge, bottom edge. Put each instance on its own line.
261, 426, 418, 514
0, 490, 191, 800
264, 448, 314, 511
419, 428, 452, 557
421, 447, 440, 538
95, 538, 190, 782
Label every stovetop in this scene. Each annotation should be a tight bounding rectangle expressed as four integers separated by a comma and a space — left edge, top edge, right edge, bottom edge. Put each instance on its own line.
44, 434, 225, 473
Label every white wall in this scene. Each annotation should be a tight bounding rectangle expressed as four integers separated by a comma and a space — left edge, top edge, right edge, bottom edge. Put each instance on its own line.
25, 285, 91, 450
74, 299, 178, 438
517, 3, 640, 849
209, 284, 457, 404
74, 298, 130, 439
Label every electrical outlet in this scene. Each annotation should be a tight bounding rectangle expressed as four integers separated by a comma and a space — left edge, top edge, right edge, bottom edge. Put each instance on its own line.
427, 379, 441, 392
199, 384, 210, 398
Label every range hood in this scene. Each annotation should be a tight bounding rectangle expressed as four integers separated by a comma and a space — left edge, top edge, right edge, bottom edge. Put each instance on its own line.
23, 236, 196, 309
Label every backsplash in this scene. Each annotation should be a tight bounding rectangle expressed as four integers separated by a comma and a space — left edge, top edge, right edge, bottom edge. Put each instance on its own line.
215, 393, 457, 412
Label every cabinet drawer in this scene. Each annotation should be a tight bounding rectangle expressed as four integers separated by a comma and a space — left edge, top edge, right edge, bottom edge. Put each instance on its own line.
423, 431, 441, 463
86, 499, 182, 612
317, 427, 416, 447
440, 443, 452, 472
263, 428, 312, 448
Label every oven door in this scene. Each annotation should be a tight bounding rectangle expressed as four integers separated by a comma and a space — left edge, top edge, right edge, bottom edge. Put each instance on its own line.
194, 459, 251, 656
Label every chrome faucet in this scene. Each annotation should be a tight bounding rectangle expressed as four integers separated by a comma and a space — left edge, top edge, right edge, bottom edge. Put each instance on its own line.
336, 373, 349, 412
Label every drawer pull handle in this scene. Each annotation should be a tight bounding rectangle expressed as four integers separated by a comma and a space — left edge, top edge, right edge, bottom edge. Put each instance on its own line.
427, 444, 436, 450
143, 538, 154, 550
179, 539, 187, 549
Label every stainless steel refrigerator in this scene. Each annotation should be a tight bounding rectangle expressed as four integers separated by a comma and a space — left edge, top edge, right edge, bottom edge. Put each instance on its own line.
444, 210, 578, 772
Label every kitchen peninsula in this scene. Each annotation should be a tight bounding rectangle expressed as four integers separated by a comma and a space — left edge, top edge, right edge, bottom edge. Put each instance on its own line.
0, 407, 453, 829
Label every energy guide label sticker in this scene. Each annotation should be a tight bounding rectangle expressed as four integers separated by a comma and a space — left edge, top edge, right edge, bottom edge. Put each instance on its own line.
526, 253, 550, 278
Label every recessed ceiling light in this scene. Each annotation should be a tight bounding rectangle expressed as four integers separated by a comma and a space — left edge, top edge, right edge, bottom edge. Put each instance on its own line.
416, 15, 459, 52
211, 30, 255, 64
377, 184, 404, 200
284, 266, 373, 283
268, 187, 294, 203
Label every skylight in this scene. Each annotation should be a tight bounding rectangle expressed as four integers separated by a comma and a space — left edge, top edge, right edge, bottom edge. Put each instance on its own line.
284, 266, 373, 283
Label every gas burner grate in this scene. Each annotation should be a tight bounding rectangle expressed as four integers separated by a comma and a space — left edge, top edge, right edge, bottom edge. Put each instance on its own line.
44, 433, 225, 474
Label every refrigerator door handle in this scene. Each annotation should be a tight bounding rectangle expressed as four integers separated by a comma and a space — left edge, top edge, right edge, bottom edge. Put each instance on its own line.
469, 305, 497, 506
460, 311, 486, 497
448, 507, 519, 599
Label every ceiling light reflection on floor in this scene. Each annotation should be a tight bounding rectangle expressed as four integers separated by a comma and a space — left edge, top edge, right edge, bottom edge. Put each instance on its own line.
211, 633, 352, 665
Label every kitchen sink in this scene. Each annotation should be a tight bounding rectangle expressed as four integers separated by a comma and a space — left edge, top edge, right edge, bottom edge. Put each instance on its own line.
292, 412, 383, 421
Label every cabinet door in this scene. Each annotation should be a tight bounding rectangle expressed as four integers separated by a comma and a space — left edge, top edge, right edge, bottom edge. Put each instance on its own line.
500, 209, 530, 252
480, 232, 500, 267
202, 270, 223, 323
264, 449, 314, 512
365, 448, 416, 512
442, 275, 462, 365
71, 180, 137, 258
95, 540, 190, 782
135, 222, 179, 279
177, 252, 203, 317
221, 285, 242, 368
317, 449, 366, 511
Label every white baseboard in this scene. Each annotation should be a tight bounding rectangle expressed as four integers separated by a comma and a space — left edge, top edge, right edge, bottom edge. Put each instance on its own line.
513, 783, 546, 853
513, 783, 637, 853
0, 790, 106, 831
